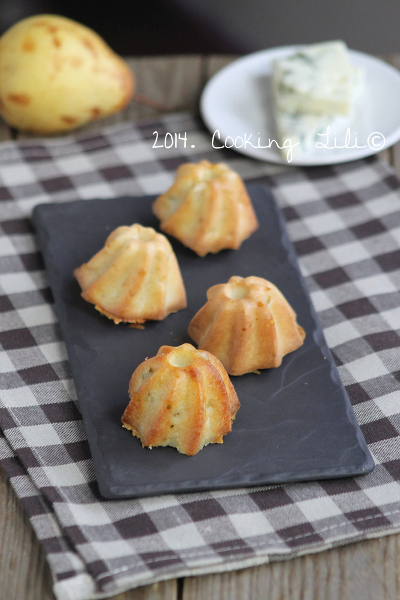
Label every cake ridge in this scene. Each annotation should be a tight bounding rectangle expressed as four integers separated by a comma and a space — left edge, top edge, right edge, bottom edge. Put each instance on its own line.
152, 160, 259, 256
122, 344, 240, 455
74, 223, 186, 324
188, 276, 305, 376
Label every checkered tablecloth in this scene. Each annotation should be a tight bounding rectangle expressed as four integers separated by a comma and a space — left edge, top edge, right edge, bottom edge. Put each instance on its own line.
0, 113, 400, 600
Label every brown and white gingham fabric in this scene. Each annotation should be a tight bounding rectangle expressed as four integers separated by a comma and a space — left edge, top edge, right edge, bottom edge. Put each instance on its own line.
0, 113, 400, 600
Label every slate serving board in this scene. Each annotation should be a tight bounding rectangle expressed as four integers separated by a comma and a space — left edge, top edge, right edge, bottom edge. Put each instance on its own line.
32, 185, 374, 499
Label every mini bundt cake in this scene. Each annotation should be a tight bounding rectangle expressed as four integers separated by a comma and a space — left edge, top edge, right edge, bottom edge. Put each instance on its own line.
74, 224, 187, 324
188, 276, 305, 376
152, 160, 259, 256
122, 343, 240, 455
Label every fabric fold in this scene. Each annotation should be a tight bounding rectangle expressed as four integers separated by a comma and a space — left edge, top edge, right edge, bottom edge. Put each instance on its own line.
0, 114, 400, 599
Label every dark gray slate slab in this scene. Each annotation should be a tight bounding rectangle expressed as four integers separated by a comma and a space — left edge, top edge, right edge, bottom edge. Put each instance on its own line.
32, 185, 374, 499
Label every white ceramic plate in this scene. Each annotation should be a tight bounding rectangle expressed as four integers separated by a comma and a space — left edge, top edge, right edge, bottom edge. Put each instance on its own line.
200, 46, 400, 166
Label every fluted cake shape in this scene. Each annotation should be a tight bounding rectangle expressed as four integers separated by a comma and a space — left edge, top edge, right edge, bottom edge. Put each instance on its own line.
122, 344, 240, 455
188, 276, 305, 376
74, 224, 187, 324
152, 160, 259, 256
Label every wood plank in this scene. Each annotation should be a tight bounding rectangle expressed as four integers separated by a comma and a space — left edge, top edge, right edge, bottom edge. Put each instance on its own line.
105, 579, 177, 600
0, 119, 13, 142
0, 466, 177, 600
183, 535, 400, 600
377, 147, 392, 166
386, 54, 400, 176
0, 466, 55, 600
376, 55, 395, 169
377, 148, 393, 165
204, 56, 239, 81
129, 55, 204, 114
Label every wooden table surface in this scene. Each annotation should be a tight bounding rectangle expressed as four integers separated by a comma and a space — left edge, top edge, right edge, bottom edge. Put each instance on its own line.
1, 54, 400, 600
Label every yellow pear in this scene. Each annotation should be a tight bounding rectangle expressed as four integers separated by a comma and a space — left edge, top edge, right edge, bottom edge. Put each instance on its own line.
0, 14, 134, 133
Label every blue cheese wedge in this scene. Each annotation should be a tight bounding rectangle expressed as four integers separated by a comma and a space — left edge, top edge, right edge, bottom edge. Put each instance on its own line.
272, 40, 354, 116
272, 41, 363, 160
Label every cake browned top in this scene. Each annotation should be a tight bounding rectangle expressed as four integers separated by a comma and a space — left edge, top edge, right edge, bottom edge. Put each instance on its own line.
74, 223, 187, 324
152, 160, 259, 256
122, 343, 240, 455
188, 276, 305, 376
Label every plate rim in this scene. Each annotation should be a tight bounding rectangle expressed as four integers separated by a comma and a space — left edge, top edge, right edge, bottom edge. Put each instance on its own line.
200, 45, 400, 166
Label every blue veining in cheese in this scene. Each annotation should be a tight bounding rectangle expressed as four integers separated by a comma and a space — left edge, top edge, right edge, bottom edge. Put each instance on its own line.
273, 40, 354, 116
272, 41, 363, 160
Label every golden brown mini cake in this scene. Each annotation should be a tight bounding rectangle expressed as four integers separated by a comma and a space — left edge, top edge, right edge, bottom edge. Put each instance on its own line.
122, 343, 240, 455
152, 160, 259, 256
188, 276, 305, 376
74, 224, 186, 324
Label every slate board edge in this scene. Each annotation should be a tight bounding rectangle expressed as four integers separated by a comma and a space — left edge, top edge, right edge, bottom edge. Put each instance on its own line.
31, 186, 375, 500
260, 184, 375, 475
